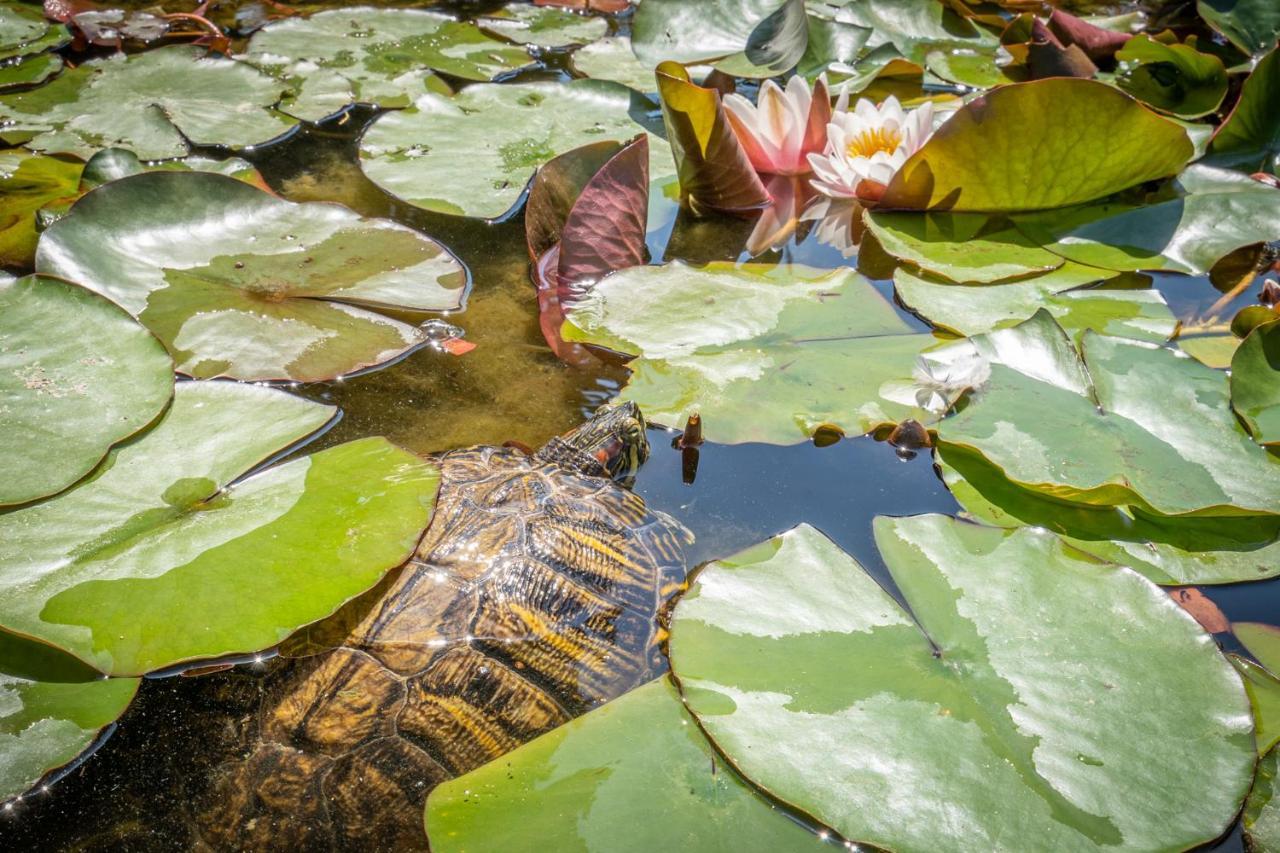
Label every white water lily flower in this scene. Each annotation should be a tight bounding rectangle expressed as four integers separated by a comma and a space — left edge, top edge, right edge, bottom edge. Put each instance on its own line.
912, 351, 991, 413
723, 75, 840, 176
808, 95, 935, 204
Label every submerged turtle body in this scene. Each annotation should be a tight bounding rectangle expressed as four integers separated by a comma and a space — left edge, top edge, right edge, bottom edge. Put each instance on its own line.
196, 406, 691, 850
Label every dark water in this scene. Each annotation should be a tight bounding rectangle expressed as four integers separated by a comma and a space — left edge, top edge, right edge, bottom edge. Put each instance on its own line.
2, 7, 1278, 850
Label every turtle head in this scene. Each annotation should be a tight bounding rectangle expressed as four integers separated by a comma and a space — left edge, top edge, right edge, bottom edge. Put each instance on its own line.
551, 401, 649, 484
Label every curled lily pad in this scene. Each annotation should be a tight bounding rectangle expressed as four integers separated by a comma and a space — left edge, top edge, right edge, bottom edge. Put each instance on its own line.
931, 311, 1280, 517
243, 8, 532, 122
669, 518, 1255, 851
425, 678, 817, 852
1246, 747, 1280, 851
359, 80, 662, 219
0, 45, 295, 160
1014, 166, 1280, 276
476, 3, 607, 47
1208, 46, 1280, 174
562, 261, 933, 444
36, 171, 467, 382
1114, 35, 1228, 119
879, 78, 1193, 212
0, 631, 138, 804
1197, 0, 1280, 57
1234, 656, 1280, 755
0, 275, 172, 508
1232, 320, 1280, 446
0, 381, 440, 676
939, 452, 1280, 585
894, 268, 1176, 343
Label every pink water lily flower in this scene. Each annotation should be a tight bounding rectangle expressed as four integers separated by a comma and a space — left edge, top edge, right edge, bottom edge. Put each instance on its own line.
723, 75, 841, 176
808, 96, 935, 204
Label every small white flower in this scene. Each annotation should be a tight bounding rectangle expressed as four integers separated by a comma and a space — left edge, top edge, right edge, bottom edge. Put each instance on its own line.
807, 95, 935, 204
912, 351, 991, 413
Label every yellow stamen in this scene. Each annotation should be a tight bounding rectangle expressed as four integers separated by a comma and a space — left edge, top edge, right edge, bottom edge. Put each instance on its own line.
846, 126, 902, 159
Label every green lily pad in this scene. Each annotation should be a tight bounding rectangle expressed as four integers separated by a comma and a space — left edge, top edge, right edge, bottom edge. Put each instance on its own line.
866, 211, 1066, 283
1232, 320, 1280, 446
477, 3, 608, 47
243, 8, 531, 122
562, 261, 934, 444
1246, 747, 1280, 851
0, 52, 61, 91
829, 0, 996, 64
425, 678, 818, 852
0, 44, 295, 160
632, 0, 808, 78
1239, 623, 1280, 675
932, 311, 1280, 517
36, 171, 467, 382
0, 150, 81, 268
795, 8, 869, 78
0, 275, 172, 508
359, 80, 661, 219
1208, 47, 1280, 173
880, 78, 1193, 212
894, 268, 1176, 342
1234, 657, 1280, 755
0, 630, 139, 804
1015, 165, 1280, 276
939, 451, 1280, 585
669, 518, 1256, 851
1197, 0, 1280, 57
0, 3, 68, 61
1114, 35, 1229, 119
924, 48, 1018, 90
570, 36, 664, 91
0, 381, 440, 676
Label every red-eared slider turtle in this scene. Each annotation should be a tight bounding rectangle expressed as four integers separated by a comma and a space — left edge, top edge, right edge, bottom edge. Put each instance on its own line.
195, 404, 691, 850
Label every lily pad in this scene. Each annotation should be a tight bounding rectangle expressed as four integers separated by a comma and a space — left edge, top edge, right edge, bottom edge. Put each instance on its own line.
0, 150, 81, 267
829, 0, 996, 64
866, 211, 1066, 283
1114, 35, 1228, 119
425, 678, 818, 852
243, 8, 531, 122
570, 36, 664, 91
939, 452, 1280, 585
668, 518, 1256, 851
1234, 657, 1280, 755
0, 52, 61, 91
931, 311, 1280, 517
1232, 320, 1280, 446
879, 78, 1194, 212
0, 381, 440, 676
894, 268, 1176, 342
0, 275, 172, 508
1197, 0, 1280, 57
632, 0, 808, 77
0, 44, 295, 160
1246, 747, 1280, 851
1239, 623, 1280, 675
561, 261, 934, 444
0, 2, 69, 61
359, 80, 661, 219
36, 171, 467, 382
1014, 166, 1280, 276
0, 631, 139, 804
477, 3, 607, 47
1208, 47, 1280, 178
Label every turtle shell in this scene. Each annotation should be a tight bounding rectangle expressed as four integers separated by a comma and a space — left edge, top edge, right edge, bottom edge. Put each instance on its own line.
194, 445, 691, 850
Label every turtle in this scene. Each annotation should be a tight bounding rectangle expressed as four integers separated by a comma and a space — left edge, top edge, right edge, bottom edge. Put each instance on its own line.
191, 403, 692, 851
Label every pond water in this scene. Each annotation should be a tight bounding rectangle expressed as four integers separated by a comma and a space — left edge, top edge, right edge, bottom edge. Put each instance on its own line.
2, 1, 1278, 850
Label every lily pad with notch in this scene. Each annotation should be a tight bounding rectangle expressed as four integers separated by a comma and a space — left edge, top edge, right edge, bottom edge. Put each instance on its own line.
562, 261, 935, 444
0, 274, 172, 508
36, 171, 468, 383
0, 381, 441, 677
668, 518, 1256, 851
243, 8, 533, 122
476, 3, 608, 47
